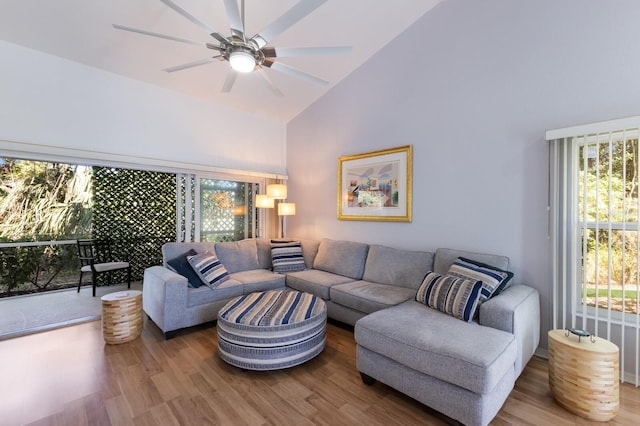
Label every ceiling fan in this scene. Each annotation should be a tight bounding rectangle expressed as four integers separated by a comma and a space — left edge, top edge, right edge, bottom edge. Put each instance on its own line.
113, 0, 351, 96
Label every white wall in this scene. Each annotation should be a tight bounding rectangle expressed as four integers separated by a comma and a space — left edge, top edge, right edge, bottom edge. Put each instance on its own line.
286, 0, 640, 351
0, 41, 286, 175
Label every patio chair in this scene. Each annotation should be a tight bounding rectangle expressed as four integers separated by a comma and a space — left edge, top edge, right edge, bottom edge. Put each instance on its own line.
77, 239, 131, 297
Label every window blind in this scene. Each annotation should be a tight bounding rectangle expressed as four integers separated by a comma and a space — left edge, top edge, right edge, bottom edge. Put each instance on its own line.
547, 116, 640, 386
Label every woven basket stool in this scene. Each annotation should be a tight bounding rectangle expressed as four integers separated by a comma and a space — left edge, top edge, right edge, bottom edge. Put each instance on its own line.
101, 290, 143, 344
548, 329, 619, 422
217, 289, 326, 371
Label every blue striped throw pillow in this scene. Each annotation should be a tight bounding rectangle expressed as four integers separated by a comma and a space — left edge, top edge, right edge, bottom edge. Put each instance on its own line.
447, 257, 514, 303
416, 272, 482, 322
270, 241, 306, 273
187, 251, 229, 288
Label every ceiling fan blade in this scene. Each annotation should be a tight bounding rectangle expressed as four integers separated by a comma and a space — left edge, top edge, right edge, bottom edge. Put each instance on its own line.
265, 46, 352, 58
112, 24, 206, 47
257, 68, 284, 97
163, 57, 219, 73
222, 70, 238, 93
266, 61, 328, 86
223, 0, 244, 38
210, 32, 229, 45
160, 0, 216, 34
252, 0, 327, 49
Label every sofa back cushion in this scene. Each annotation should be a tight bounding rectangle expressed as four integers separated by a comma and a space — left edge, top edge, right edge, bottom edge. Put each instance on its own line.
300, 239, 320, 269
255, 238, 273, 269
362, 245, 434, 290
433, 248, 510, 276
313, 238, 369, 280
162, 242, 215, 266
214, 239, 260, 274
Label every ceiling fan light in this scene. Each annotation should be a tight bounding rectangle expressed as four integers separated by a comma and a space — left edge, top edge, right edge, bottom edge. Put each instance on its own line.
229, 50, 255, 73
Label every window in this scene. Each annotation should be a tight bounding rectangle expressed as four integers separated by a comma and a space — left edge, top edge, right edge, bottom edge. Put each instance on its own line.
577, 136, 639, 315
198, 178, 257, 242
548, 118, 640, 323
176, 174, 271, 243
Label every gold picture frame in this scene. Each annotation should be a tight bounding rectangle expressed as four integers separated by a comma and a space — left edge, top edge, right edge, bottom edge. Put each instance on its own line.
337, 145, 412, 222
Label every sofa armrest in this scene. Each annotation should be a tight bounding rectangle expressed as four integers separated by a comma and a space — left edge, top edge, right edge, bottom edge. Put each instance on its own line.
142, 266, 189, 335
479, 284, 540, 376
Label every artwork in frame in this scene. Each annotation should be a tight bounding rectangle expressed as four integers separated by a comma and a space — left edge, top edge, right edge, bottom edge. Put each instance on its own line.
337, 145, 412, 222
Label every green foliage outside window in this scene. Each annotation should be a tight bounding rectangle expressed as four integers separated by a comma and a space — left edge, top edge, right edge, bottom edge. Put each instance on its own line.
0, 158, 176, 297
577, 138, 640, 313
0, 159, 92, 240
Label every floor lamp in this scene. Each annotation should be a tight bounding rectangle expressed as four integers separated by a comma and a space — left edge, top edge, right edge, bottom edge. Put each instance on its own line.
262, 182, 296, 239
277, 202, 296, 239
255, 194, 274, 238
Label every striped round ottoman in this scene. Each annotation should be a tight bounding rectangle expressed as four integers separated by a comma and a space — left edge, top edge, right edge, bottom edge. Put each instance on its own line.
217, 290, 327, 371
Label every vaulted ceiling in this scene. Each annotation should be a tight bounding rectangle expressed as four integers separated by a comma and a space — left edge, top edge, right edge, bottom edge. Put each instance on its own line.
0, 0, 444, 122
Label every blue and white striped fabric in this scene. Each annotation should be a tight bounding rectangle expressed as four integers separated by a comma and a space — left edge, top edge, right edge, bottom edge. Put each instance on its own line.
447, 257, 514, 303
187, 251, 229, 288
219, 289, 320, 326
270, 241, 306, 273
416, 272, 482, 322
217, 290, 327, 370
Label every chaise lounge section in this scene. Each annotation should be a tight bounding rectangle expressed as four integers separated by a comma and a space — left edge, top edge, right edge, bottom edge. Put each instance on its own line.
354, 248, 539, 426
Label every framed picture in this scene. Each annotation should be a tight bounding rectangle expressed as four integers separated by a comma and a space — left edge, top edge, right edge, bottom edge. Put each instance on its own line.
337, 145, 412, 222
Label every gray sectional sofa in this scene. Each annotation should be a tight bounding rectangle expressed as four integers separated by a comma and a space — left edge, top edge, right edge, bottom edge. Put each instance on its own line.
142, 237, 540, 426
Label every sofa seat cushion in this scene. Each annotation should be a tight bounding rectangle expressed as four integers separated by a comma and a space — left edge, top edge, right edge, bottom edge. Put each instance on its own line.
187, 278, 244, 307
354, 300, 517, 394
330, 281, 416, 314
229, 269, 286, 293
285, 269, 356, 299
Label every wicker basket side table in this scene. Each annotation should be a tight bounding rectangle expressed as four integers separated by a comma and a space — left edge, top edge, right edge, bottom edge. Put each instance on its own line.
548, 329, 619, 422
101, 290, 143, 344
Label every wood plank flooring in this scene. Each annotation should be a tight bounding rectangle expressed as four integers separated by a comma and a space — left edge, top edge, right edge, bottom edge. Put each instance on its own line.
1, 318, 639, 425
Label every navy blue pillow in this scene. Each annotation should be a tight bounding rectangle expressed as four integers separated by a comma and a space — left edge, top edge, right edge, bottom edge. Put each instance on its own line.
166, 249, 202, 288
448, 257, 514, 300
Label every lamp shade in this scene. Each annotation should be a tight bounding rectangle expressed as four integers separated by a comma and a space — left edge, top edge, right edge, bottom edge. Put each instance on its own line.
278, 202, 296, 216
255, 194, 274, 208
266, 184, 287, 199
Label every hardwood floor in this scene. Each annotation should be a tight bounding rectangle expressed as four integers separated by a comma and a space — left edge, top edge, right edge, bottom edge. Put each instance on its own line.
1, 318, 639, 426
